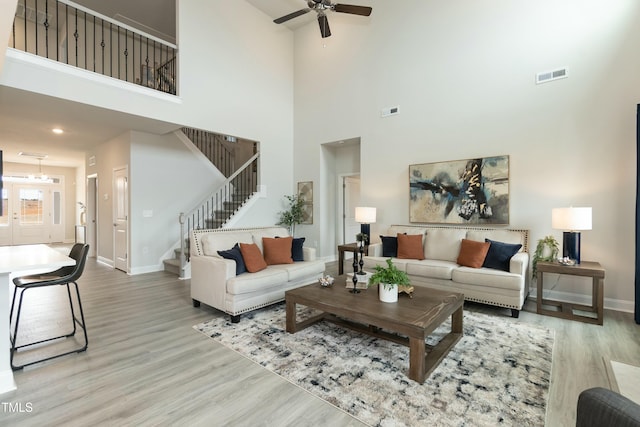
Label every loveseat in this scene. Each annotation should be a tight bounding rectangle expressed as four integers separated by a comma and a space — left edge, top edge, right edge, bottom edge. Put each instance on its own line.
363, 225, 529, 317
190, 226, 325, 322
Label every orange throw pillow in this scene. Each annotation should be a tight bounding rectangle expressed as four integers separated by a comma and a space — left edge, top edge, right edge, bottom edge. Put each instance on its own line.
457, 239, 490, 268
239, 243, 268, 272
397, 233, 424, 260
262, 237, 294, 265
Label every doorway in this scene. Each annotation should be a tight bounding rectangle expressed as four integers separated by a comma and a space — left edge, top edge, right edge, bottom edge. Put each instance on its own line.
0, 180, 64, 246
340, 174, 361, 244
86, 175, 98, 258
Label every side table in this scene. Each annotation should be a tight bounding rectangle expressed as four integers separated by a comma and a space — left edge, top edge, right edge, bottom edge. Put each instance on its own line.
536, 260, 605, 325
337, 243, 368, 275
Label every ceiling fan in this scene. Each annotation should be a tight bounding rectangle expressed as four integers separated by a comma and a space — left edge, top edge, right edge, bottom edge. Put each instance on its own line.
273, 0, 372, 38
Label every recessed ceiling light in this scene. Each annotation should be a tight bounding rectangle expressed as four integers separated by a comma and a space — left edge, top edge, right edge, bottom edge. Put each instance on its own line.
52, 128, 64, 134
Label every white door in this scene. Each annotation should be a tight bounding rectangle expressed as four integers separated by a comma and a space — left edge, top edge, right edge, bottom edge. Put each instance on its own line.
11, 184, 51, 245
343, 175, 361, 244
0, 187, 11, 246
113, 167, 128, 272
86, 175, 97, 258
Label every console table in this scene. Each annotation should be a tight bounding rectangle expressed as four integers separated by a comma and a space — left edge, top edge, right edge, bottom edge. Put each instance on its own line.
536, 260, 605, 325
337, 243, 368, 275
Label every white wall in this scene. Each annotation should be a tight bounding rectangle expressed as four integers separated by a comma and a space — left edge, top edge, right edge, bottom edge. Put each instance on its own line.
129, 130, 225, 273
292, 0, 640, 309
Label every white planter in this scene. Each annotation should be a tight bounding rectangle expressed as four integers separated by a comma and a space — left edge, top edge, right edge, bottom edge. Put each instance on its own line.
379, 283, 398, 303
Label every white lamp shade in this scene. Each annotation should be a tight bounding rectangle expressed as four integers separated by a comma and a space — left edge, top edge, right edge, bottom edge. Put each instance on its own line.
355, 207, 376, 224
552, 207, 592, 231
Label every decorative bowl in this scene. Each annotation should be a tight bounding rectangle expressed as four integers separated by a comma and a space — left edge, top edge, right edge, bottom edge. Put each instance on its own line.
319, 275, 335, 287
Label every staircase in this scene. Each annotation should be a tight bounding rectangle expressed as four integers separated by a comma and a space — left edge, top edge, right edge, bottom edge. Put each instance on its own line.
162, 128, 259, 277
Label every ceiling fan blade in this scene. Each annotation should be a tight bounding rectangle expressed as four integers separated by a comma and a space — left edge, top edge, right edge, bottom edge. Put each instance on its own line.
273, 8, 311, 24
317, 14, 331, 38
333, 4, 372, 16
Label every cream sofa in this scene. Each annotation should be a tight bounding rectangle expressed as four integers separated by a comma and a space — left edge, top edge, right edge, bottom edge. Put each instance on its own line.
190, 226, 325, 322
363, 225, 529, 317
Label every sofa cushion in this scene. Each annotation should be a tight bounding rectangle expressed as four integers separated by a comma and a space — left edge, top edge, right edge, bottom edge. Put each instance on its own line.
405, 259, 456, 280
424, 228, 468, 262
452, 267, 523, 291
270, 260, 325, 281
226, 267, 289, 295
397, 233, 425, 260
263, 237, 294, 265
201, 232, 253, 257
217, 243, 247, 275
292, 237, 305, 261
239, 243, 268, 273
483, 239, 523, 272
457, 239, 490, 268
380, 235, 398, 257
363, 256, 409, 272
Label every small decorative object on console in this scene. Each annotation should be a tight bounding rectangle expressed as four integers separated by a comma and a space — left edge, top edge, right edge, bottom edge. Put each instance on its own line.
558, 257, 576, 266
319, 275, 335, 287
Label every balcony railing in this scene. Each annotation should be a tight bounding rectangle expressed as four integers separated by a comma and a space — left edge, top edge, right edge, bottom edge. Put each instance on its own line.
9, 0, 177, 95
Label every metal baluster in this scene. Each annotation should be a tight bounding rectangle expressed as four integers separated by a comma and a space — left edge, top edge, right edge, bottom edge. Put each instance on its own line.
73, 7, 78, 66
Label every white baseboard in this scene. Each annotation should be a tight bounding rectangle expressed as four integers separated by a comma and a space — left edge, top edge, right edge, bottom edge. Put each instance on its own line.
97, 256, 114, 268
129, 265, 164, 275
528, 287, 634, 313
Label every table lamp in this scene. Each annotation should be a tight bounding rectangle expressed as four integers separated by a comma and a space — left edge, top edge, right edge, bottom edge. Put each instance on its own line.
355, 207, 376, 245
552, 207, 592, 264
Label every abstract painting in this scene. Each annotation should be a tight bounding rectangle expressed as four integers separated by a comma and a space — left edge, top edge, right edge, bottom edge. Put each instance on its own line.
297, 181, 313, 224
409, 155, 509, 224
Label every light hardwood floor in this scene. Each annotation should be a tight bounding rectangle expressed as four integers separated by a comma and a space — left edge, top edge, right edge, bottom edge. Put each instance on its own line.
2, 255, 639, 426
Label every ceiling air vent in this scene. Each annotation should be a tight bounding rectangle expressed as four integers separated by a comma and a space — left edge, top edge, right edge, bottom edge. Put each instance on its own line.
536, 67, 569, 85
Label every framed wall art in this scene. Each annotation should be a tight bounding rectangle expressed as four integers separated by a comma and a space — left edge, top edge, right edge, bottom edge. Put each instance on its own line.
297, 181, 313, 224
409, 155, 509, 224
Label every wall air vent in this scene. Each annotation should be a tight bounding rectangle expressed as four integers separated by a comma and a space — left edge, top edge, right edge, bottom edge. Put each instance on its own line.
536, 67, 569, 85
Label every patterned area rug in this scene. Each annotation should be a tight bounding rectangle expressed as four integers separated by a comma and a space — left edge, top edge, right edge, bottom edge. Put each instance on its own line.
194, 304, 554, 426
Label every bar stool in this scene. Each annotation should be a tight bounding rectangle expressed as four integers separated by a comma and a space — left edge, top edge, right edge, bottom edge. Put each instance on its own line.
10, 243, 90, 370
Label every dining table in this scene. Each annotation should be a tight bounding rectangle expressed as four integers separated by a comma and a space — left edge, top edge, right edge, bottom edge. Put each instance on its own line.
0, 244, 76, 394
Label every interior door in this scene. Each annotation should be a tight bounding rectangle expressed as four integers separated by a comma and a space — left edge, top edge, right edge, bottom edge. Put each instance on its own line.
343, 175, 361, 244
0, 187, 10, 246
113, 167, 128, 272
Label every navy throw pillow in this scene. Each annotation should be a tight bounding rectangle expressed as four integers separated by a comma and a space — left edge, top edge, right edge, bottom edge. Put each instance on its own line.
483, 239, 522, 272
292, 237, 305, 261
218, 243, 247, 275
380, 235, 398, 257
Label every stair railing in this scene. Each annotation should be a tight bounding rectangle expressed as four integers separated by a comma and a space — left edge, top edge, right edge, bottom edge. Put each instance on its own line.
182, 127, 235, 177
178, 153, 259, 274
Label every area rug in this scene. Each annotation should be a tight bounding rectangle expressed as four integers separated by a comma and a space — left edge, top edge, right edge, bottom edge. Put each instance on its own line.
194, 304, 554, 426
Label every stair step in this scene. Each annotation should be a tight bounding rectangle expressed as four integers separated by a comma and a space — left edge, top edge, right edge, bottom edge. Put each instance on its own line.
163, 258, 181, 275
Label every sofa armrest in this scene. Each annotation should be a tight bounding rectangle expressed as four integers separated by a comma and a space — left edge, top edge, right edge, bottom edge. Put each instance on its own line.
510, 252, 529, 276
303, 247, 316, 261
577, 387, 640, 427
368, 242, 382, 257
191, 255, 235, 311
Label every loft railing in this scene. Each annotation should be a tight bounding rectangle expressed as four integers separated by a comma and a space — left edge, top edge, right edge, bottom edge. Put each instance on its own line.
178, 154, 259, 276
9, 0, 177, 95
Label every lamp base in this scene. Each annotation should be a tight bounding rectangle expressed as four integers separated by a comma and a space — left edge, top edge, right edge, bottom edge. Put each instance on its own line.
360, 223, 370, 246
563, 231, 582, 264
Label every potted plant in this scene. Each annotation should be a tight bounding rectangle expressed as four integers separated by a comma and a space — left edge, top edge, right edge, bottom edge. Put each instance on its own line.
368, 258, 411, 303
532, 235, 559, 279
277, 194, 305, 236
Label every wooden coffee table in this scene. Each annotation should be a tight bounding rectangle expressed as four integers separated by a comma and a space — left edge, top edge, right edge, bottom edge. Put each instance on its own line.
285, 277, 464, 384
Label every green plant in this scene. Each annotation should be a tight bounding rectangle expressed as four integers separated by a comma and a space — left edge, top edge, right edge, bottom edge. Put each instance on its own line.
277, 194, 305, 235
532, 235, 559, 279
368, 258, 411, 290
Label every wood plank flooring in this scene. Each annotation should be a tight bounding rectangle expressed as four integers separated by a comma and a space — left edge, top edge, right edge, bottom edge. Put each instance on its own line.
2, 255, 639, 426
